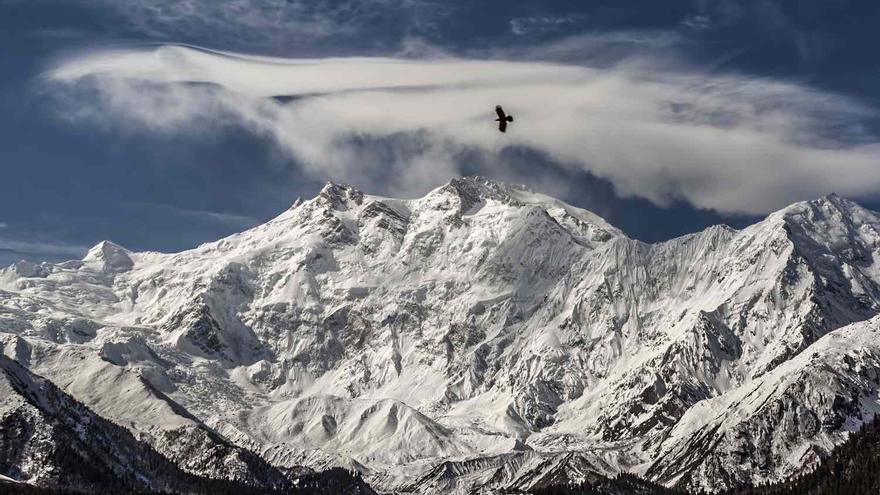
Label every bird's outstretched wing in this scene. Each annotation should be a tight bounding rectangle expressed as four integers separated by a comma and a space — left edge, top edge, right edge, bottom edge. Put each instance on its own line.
498, 120, 507, 133
496, 105, 506, 119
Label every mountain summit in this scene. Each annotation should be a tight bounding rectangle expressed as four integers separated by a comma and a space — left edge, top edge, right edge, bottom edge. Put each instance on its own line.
82, 240, 134, 273
2, 177, 880, 493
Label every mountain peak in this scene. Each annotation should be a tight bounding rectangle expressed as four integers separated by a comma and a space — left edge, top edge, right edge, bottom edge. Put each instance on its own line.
811, 191, 847, 208
421, 176, 622, 242
438, 176, 519, 211
82, 240, 133, 273
778, 192, 869, 224
318, 181, 365, 210
447, 175, 524, 198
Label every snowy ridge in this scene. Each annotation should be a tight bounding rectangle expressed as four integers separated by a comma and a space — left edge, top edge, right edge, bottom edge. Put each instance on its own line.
2, 177, 880, 493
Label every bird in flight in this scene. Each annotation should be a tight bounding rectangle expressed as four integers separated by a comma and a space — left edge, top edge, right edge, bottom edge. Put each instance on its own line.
495, 105, 514, 133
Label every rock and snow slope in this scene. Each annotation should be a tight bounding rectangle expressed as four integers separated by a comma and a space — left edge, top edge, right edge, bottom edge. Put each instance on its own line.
0, 352, 287, 492
2, 176, 880, 493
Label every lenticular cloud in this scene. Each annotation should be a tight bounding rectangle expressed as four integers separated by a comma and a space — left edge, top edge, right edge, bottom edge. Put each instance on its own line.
47, 44, 880, 214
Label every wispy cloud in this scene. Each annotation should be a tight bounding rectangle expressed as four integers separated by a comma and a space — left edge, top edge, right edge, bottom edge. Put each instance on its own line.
0, 222, 8, 229
44, 44, 880, 214
0, 237, 89, 265
137, 203, 260, 229
510, 14, 589, 36
87, 0, 452, 51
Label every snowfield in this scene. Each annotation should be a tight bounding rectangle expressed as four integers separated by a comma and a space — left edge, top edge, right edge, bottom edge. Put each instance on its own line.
2, 176, 880, 493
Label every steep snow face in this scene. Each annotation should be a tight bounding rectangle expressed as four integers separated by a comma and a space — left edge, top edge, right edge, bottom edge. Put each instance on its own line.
83, 240, 134, 273
2, 177, 880, 493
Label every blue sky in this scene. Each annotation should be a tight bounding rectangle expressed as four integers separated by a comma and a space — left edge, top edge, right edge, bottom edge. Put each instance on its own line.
3, 0, 880, 264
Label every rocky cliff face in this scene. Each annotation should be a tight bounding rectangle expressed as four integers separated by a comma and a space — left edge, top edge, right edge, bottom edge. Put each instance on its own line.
2, 177, 880, 493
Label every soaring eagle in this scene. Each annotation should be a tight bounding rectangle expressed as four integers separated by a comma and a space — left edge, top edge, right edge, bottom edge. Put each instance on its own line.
495, 105, 514, 133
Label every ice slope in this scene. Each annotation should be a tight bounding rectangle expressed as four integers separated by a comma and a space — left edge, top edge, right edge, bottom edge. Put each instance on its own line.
2, 177, 880, 492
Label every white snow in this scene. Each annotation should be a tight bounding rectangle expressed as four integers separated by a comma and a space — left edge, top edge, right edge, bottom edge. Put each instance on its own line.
2, 178, 880, 492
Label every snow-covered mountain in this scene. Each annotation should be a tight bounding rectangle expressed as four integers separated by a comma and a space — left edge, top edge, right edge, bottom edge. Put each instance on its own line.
2, 176, 880, 493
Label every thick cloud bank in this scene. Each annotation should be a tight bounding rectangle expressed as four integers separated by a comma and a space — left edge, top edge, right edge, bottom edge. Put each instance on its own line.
47, 45, 880, 214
